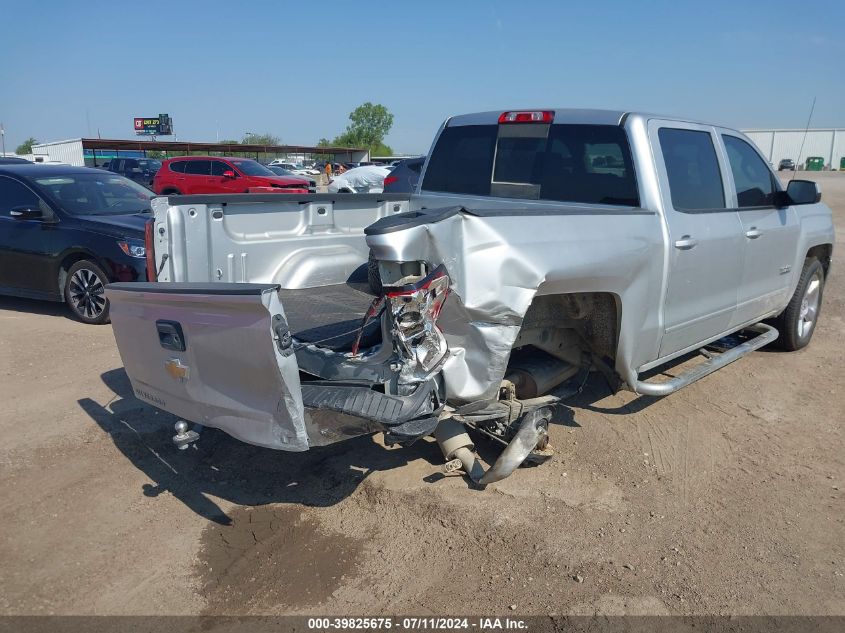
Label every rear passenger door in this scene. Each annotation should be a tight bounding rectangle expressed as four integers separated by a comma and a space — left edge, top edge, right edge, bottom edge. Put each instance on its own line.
182, 160, 212, 194
718, 132, 801, 327
650, 121, 744, 358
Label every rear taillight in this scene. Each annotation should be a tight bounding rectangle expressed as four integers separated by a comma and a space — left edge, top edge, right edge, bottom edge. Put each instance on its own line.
384, 175, 398, 187
144, 219, 157, 281
498, 110, 554, 124
385, 266, 450, 375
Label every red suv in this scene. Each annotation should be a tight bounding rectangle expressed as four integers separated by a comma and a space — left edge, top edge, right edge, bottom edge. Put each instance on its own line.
153, 156, 311, 195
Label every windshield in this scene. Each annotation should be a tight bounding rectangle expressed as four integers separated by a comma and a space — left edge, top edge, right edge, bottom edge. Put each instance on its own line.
229, 159, 275, 177
268, 166, 296, 177
34, 173, 153, 216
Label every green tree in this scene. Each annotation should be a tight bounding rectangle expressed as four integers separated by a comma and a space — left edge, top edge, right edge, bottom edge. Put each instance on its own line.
219, 139, 240, 145
242, 132, 280, 145
15, 137, 38, 155
317, 138, 333, 147
330, 103, 394, 154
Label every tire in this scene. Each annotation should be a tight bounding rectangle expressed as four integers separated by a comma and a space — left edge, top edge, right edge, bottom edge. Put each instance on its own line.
367, 252, 383, 295
773, 257, 824, 351
64, 260, 111, 325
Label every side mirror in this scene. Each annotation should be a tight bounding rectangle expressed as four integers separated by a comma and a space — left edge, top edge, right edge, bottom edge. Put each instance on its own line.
10, 206, 43, 221
222, 170, 236, 179
786, 179, 822, 205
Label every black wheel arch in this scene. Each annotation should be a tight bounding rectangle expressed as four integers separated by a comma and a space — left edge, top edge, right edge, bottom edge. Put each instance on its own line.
56, 248, 115, 295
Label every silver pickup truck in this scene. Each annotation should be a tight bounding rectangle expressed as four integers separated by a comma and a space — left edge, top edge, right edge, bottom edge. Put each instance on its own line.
106, 109, 834, 485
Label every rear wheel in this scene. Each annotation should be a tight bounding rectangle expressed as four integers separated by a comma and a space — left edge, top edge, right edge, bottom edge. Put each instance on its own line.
773, 257, 824, 351
64, 260, 110, 324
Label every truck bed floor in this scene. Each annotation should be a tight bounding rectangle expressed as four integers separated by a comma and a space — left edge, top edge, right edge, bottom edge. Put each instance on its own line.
279, 277, 381, 353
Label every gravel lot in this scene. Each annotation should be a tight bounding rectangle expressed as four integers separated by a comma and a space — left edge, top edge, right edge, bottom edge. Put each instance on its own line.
1, 173, 842, 617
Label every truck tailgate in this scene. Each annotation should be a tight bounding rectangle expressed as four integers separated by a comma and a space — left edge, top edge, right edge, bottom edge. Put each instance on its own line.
106, 282, 308, 451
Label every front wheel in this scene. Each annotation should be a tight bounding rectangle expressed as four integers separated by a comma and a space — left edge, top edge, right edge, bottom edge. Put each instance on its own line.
773, 257, 824, 351
64, 260, 111, 324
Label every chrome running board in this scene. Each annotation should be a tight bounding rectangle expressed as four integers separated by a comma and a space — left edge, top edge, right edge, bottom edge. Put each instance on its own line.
633, 323, 778, 397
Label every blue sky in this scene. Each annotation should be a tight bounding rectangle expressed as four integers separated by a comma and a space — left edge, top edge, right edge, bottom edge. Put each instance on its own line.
1, 0, 842, 154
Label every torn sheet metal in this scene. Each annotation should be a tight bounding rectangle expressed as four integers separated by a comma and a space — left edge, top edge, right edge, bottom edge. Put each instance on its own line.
365, 205, 665, 401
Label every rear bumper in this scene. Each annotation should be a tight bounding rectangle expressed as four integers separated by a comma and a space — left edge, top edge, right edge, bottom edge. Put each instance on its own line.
301, 381, 439, 447
128, 375, 438, 450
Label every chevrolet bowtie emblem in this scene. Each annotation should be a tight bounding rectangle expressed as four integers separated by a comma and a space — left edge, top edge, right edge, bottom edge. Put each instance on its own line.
165, 358, 190, 381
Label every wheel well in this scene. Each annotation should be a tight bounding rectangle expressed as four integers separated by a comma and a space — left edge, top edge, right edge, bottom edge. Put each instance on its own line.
160, 187, 181, 195
806, 244, 832, 277
514, 292, 621, 364
57, 252, 107, 294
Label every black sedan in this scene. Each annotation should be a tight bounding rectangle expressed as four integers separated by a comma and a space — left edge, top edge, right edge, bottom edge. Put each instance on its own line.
778, 158, 796, 171
0, 165, 152, 324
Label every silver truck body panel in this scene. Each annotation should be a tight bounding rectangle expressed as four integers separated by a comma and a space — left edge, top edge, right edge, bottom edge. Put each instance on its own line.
108, 284, 309, 450
366, 206, 664, 401
151, 193, 411, 288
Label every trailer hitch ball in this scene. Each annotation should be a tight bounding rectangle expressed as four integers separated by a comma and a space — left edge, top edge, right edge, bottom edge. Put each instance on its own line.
173, 420, 201, 450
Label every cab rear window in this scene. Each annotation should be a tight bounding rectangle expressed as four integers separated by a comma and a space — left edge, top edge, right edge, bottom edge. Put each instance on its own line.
422, 123, 639, 206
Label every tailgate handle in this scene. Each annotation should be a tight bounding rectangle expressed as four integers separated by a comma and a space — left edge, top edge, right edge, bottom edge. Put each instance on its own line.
156, 320, 186, 352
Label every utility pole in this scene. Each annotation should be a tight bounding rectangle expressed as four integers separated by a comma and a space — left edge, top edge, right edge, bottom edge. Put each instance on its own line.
0, 123, 5, 156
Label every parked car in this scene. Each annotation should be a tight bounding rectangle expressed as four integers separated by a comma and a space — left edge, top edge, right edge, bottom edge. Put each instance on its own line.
266, 165, 317, 192
152, 156, 308, 195
0, 165, 152, 324
268, 160, 320, 176
328, 165, 391, 193
383, 156, 425, 193
778, 158, 796, 171
107, 157, 161, 186
0, 157, 32, 165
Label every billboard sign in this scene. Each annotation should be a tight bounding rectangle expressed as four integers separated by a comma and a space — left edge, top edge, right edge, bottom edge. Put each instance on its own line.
133, 114, 173, 136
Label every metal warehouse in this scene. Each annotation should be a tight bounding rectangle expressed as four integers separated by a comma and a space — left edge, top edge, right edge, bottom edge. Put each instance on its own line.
743, 128, 845, 170
29, 138, 369, 167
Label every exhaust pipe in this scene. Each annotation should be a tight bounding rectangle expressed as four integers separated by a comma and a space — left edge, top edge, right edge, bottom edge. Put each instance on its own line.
434, 409, 551, 485
478, 409, 549, 484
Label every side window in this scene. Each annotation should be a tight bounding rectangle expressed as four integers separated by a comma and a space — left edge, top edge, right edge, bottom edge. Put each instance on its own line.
422, 125, 497, 196
658, 128, 725, 210
722, 135, 776, 208
183, 160, 211, 176
124, 159, 138, 169
169, 161, 186, 173
210, 160, 232, 176
0, 177, 44, 218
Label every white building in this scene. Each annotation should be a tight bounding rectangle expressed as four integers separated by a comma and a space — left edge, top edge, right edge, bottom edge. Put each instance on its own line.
742, 128, 845, 170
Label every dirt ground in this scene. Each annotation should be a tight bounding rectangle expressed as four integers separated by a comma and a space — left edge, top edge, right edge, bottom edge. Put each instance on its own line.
0, 173, 842, 618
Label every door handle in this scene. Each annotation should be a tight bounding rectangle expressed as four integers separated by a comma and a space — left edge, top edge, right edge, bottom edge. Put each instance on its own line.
673, 235, 698, 250
745, 227, 762, 239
